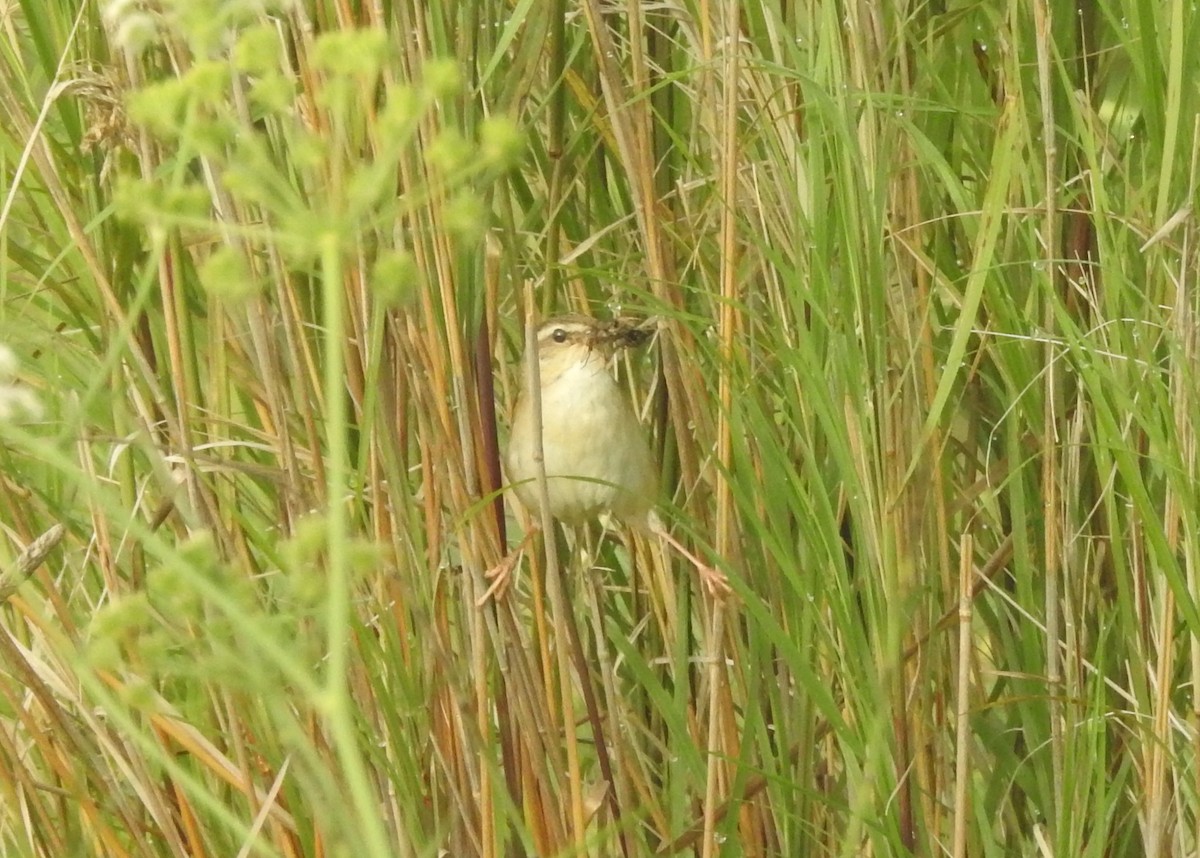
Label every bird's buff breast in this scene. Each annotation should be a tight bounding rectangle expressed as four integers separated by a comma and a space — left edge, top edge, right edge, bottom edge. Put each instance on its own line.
507, 359, 655, 524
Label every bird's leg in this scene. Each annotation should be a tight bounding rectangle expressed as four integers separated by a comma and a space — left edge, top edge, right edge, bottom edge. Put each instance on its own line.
477, 527, 538, 605
645, 512, 732, 600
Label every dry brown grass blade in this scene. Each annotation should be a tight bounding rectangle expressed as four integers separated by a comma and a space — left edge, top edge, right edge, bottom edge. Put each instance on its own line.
0, 524, 64, 602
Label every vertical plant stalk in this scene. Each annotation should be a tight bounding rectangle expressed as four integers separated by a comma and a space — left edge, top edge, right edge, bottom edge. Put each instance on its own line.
534, 5, 571, 838
318, 236, 390, 857
473, 242, 522, 857
1181, 127, 1200, 858
1152, 0, 1187, 224
522, 309, 586, 845
1147, 567, 1176, 856
544, 0, 567, 308
581, 575, 633, 857
702, 602, 728, 858
951, 533, 974, 858
892, 8, 952, 841
705, 0, 742, 852
1032, 0, 1064, 831
1148, 0, 1192, 852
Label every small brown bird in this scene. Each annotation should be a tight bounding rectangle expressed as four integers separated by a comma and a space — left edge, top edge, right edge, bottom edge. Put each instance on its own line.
483, 314, 730, 602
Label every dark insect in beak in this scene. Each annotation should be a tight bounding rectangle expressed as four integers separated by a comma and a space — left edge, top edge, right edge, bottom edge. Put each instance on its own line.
601, 318, 656, 350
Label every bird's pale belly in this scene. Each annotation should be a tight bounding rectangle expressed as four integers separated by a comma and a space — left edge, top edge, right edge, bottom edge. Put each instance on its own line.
508, 363, 655, 524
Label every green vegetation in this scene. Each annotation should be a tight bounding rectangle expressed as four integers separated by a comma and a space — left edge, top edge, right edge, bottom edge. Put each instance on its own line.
1, 0, 1196, 855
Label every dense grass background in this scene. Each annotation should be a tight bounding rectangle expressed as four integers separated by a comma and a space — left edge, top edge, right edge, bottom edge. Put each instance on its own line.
1, 0, 1198, 855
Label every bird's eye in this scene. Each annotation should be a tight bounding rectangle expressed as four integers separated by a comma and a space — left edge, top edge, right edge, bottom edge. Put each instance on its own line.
552, 328, 568, 343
